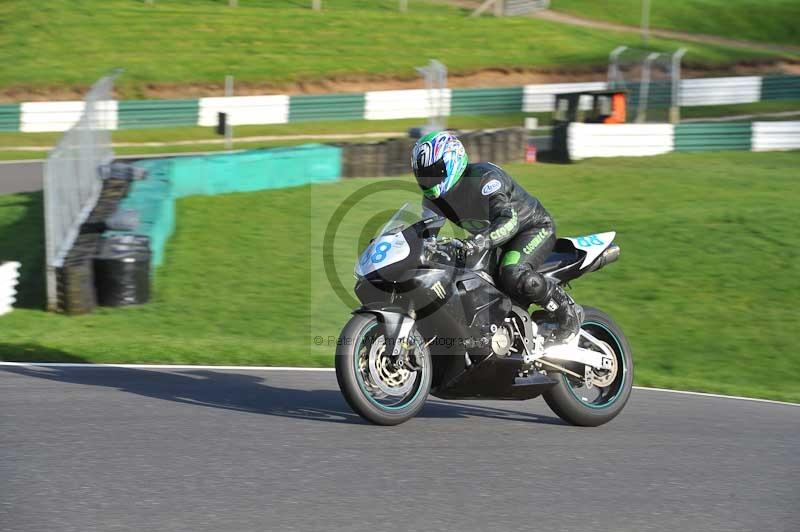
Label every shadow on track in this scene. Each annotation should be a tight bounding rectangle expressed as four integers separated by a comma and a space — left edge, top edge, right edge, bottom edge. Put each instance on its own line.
2, 360, 565, 426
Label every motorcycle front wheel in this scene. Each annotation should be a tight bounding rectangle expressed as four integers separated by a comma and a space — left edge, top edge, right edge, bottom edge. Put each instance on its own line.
543, 306, 633, 427
335, 313, 432, 426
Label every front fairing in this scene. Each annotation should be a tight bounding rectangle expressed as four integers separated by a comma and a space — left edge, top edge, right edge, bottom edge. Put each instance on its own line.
354, 204, 443, 282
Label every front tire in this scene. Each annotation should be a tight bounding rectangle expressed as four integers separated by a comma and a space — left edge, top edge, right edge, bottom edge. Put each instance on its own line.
335, 313, 431, 426
543, 306, 633, 427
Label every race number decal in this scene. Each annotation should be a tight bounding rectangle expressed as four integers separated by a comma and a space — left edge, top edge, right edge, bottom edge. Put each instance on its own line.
566, 231, 616, 269
575, 235, 604, 247
355, 233, 411, 276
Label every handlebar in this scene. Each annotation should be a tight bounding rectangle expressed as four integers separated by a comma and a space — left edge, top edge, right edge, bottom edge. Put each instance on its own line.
423, 236, 469, 263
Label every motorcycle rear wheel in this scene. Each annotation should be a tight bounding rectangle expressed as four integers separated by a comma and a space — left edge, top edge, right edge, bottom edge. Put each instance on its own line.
543, 306, 633, 427
335, 313, 432, 426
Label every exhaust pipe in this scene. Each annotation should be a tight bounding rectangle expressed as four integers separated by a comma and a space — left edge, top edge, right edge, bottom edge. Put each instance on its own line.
586, 244, 620, 273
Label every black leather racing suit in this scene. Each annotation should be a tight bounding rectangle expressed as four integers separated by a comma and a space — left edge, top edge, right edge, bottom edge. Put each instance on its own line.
422, 162, 557, 306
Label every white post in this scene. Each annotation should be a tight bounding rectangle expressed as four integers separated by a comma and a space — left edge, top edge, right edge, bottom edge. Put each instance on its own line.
669, 48, 687, 124
471, 0, 496, 17
312, 0, 321, 10
641, 0, 651, 44
399, 0, 408, 12
229, 0, 238, 6
607, 46, 627, 88
225, 75, 234, 151
636, 52, 659, 123
494, 0, 504, 17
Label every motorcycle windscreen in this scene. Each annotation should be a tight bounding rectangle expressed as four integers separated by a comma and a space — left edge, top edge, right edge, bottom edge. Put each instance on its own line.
355, 232, 411, 277
354, 203, 429, 277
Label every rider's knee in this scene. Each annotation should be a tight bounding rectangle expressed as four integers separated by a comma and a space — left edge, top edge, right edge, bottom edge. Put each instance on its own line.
500, 264, 548, 304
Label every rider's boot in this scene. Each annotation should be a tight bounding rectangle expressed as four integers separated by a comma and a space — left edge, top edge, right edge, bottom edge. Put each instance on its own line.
541, 281, 584, 345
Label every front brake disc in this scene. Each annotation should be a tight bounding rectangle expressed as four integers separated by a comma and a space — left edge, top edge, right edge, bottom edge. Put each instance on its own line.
368, 336, 417, 397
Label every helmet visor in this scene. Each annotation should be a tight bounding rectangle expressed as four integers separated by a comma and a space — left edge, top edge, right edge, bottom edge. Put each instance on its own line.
414, 158, 448, 190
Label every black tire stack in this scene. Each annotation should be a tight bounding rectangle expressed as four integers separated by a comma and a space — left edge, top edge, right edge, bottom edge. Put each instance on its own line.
338, 127, 527, 178
55, 177, 130, 314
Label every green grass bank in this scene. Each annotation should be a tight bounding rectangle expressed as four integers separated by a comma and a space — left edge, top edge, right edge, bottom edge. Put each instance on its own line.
1, 151, 798, 402
552, 0, 800, 47
0, 0, 790, 99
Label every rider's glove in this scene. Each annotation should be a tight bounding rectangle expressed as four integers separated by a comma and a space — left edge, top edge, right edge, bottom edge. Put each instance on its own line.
463, 234, 488, 256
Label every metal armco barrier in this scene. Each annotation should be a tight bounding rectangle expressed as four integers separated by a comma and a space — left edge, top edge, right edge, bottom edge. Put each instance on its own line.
5, 76, 798, 133
674, 123, 752, 152
562, 120, 800, 161
117, 99, 200, 129
752, 121, 800, 151
0, 103, 21, 132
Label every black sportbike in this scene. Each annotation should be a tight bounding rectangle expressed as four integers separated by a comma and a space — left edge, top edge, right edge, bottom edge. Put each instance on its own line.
335, 204, 632, 426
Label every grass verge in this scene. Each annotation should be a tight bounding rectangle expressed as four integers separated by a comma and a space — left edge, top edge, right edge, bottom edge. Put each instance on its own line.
0, 0, 791, 99
1, 151, 799, 402
552, 0, 800, 47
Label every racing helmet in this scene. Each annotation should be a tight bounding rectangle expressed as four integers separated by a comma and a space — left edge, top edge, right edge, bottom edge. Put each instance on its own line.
411, 131, 469, 199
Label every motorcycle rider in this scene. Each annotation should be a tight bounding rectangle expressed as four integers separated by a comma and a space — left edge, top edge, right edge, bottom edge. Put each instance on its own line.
412, 131, 583, 344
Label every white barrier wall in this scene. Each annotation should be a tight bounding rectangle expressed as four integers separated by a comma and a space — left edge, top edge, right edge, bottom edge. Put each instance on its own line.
568, 123, 674, 160
752, 121, 800, 152
364, 89, 451, 120
0, 261, 20, 316
198, 95, 290, 126
20, 101, 118, 132
11, 76, 794, 132
21, 101, 84, 132
679, 76, 761, 107
523, 81, 607, 112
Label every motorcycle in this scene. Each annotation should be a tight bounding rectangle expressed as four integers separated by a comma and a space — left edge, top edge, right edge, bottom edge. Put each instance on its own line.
335, 204, 633, 426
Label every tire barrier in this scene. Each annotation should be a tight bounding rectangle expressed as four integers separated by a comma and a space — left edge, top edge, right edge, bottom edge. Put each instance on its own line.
94, 235, 151, 307
339, 128, 526, 178
55, 177, 131, 314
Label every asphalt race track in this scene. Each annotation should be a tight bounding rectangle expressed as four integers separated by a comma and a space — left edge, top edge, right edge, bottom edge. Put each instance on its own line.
0, 162, 43, 195
1, 366, 798, 532
0, 157, 159, 195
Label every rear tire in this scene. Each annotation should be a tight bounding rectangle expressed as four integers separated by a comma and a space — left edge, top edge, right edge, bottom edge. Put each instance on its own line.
543, 306, 633, 427
335, 313, 431, 426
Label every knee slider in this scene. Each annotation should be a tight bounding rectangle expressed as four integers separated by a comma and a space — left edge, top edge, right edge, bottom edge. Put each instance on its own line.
520, 270, 549, 304
501, 264, 549, 304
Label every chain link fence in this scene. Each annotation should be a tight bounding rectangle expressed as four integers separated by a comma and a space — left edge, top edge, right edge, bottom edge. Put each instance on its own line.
44, 71, 119, 310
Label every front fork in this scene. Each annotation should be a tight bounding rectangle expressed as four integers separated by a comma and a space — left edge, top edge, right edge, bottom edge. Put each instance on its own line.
353, 308, 423, 370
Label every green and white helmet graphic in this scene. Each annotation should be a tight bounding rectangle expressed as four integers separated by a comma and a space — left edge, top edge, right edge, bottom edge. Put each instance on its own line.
411, 131, 469, 199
